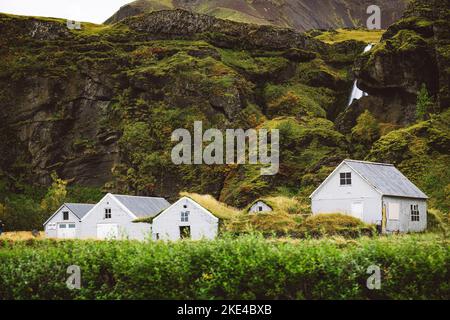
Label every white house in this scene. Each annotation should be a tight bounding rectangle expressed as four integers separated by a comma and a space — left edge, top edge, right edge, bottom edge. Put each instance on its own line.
44, 203, 95, 239
79, 193, 171, 240
248, 200, 273, 213
152, 197, 219, 240
310, 159, 428, 233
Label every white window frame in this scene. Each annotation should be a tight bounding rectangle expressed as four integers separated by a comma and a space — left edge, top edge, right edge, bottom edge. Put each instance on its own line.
340, 172, 352, 186
105, 208, 112, 219
411, 204, 420, 222
181, 211, 190, 222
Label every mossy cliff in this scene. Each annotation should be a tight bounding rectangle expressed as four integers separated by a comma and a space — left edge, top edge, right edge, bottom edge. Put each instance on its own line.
0, 0, 448, 214
0, 10, 359, 207
106, 0, 408, 32
338, 0, 450, 131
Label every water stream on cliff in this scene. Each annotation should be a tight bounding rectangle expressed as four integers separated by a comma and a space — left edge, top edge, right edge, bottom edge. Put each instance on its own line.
348, 43, 373, 106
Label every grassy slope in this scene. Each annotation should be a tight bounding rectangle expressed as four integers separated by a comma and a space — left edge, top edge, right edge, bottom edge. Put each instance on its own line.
314, 28, 385, 44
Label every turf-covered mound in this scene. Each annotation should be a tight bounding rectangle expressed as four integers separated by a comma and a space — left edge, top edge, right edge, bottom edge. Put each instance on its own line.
299, 214, 375, 238
225, 211, 301, 236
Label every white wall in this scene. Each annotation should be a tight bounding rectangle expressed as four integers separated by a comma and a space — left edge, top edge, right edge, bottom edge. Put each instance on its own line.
44, 205, 81, 238
152, 197, 218, 241
80, 194, 151, 241
311, 163, 382, 224
383, 196, 427, 232
249, 201, 272, 213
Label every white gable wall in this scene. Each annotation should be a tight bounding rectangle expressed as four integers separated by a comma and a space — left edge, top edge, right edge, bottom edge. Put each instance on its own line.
80, 194, 151, 241
44, 205, 81, 239
383, 196, 427, 232
152, 197, 218, 241
249, 201, 272, 213
311, 163, 382, 224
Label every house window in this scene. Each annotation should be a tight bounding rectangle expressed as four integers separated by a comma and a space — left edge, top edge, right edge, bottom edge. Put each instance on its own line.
340, 172, 352, 185
59, 224, 66, 229
181, 211, 190, 222
411, 205, 420, 222
259, 206, 263, 212
105, 208, 112, 219
63, 211, 69, 221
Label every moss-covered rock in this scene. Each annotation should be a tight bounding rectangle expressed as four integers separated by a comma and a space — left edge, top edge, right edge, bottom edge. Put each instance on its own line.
367, 110, 450, 212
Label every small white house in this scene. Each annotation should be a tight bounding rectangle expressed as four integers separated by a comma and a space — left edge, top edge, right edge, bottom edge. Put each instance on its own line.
79, 193, 171, 240
152, 197, 219, 241
44, 203, 95, 239
310, 159, 428, 233
248, 200, 273, 213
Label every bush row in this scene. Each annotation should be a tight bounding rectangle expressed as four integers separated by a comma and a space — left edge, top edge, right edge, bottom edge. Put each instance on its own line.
0, 234, 448, 300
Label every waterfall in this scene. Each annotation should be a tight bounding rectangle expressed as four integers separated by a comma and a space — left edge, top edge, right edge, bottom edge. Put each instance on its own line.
348, 43, 373, 106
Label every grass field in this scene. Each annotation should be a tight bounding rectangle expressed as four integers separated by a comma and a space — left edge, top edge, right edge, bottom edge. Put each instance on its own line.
0, 231, 44, 240
315, 28, 384, 44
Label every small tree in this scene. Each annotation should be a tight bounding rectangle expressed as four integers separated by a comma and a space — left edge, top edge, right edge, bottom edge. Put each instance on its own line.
416, 83, 433, 121
351, 110, 381, 143
40, 172, 68, 213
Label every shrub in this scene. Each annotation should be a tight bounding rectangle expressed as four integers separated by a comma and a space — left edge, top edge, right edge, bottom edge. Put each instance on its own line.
299, 214, 375, 238
427, 209, 448, 236
0, 234, 448, 300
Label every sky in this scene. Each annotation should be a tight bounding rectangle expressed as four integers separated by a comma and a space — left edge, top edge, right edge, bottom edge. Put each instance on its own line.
0, 0, 135, 24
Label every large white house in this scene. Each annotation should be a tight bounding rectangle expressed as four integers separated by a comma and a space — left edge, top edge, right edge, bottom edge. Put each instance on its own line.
152, 197, 219, 240
310, 159, 428, 233
44, 194, 171, 240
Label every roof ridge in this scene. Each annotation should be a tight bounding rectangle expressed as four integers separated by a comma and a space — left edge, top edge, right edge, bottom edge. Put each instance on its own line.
344, 159, 394, 166
112, 194, 165, 199
65, 203, 94, 205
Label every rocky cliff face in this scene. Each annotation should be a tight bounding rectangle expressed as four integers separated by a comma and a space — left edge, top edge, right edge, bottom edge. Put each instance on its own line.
106, 0, 408, 32
337, 0, 450, 131
0, 0, 448, 209
0, 11, 358, 204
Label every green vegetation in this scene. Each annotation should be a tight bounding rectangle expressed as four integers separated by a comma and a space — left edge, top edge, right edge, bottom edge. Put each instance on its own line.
299, 214, 375, 238
368, 110, 450, 212
351, 110, 381, 159
0, 233, 448, 300
314, 28, 384, 44
416, 83, 434, 121
0, 174, 103, 231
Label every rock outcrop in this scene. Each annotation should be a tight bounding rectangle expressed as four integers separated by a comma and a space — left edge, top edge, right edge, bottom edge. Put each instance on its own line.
341, 0, 450, 128
0, 11, 357, 203
106, 0, 408, 32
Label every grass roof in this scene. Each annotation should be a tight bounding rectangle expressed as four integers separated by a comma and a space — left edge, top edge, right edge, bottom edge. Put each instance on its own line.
180, 192, 240, 220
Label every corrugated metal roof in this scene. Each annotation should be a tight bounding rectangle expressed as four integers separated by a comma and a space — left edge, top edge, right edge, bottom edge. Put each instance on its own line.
344, 160, 428, 199
65, 203, 95, 220
113, 195, 171, 218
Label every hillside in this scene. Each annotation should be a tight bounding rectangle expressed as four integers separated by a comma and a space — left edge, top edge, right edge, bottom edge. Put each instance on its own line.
0, 9, 361, 206
105, 0, 408, 32
0, 0, 448, 231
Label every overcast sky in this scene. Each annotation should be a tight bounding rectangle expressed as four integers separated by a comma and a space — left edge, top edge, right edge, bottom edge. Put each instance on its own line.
0, 0, 135, 24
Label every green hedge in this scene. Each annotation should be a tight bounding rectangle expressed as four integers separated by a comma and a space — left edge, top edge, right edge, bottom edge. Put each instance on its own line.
0, 234, 448, 300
